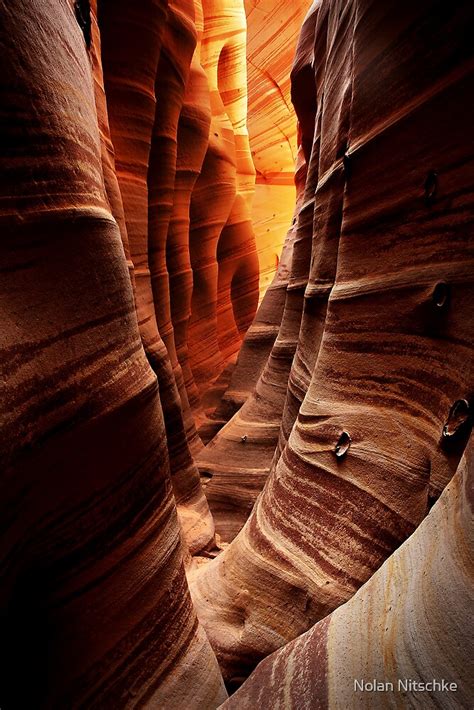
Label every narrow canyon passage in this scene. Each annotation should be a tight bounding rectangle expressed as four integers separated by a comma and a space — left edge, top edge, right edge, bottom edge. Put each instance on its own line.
1, 1, 473, 709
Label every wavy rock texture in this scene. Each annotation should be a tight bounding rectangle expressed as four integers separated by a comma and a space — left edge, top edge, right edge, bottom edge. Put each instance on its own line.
89, 1, 131, 269
168, 0, 212, 436
204, 185, 301, 428
213, 1, 259, 354
187, 0, 259, 417
194, 0, 313, 442
244, 0, 312, 295
2, 0, 473, 705
260, 0, 336, 479
99, 0, 215, 554
0, 1, 226, 707
198, 143, 308, 541
195, 2, 320, 534
148, 0, 204, 462
198, 218, 298, 539
221, 438, 474, 709
190, 0, 474, 683
194, 1, 320, 542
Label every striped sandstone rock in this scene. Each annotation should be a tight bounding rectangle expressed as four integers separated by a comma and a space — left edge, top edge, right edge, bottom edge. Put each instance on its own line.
198, 143, 308, 542
188, 0, 259, 420
190, 0, 474, 683
168, 0, 213, 439
148, 0, 205, 462
99, 0, 215, 553
244, 0, 313, 296
0, 1, 226, 705
221, 438, 474, 709
193, 1, 320, 543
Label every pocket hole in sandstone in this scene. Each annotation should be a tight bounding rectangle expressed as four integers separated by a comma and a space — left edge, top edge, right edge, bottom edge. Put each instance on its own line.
432, 281, 450, 308
334, 431, 351, 458
424, 170, 438, 205
342, 152, 351, 177
442, 399, 471, 439
74, 0, 91, 49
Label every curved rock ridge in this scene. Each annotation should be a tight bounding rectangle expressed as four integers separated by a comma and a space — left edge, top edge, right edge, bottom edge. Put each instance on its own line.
244, 0, 313, 295
197, 210, 298, 540
265, 0, 348, 477
0, 1, 227, 707
168, 0, 213, 449
200, 193, 298, 437
148, 0, 205, 462
202, 133, 308, 426
190, 0, 474, 683
2, 0, 473, 704
193, 0, 319, 542
221, 437, 474, 709
198, 142, 309, 542
99, 0, 216, 554
187, 0, 259, 423
89, 0, 131, 270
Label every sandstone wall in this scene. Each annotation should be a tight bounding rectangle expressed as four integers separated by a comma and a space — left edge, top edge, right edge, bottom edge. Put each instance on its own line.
245, 0, 312, 295
190, 0, 474, 684
0, 1, 227, 705
1, 0, 472, 706
222, 438, 474, 708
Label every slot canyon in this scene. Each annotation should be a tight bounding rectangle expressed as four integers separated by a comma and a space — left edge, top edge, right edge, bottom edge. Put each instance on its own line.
0, 0, 473, 707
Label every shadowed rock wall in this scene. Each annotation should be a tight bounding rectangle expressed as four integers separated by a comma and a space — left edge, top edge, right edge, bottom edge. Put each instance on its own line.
99, 0, 216, 556
0, 0, 227, 706
198, 2, 320, 539
190, 0, 474, 685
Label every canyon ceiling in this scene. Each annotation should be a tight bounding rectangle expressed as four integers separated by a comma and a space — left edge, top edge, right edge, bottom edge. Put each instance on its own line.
0, 0, 473, 708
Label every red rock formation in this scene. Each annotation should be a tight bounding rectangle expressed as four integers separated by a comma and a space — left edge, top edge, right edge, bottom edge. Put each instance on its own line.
89, 1, 131, 272
194, 2, 319, 541
187, 0, 259, 415
221, 438, 474, 708
187, 3, 312, 442
99, 0, 215, 553
215, 16, 259, 347
2, 0, 473, 703
190, 0, 474, 683
275, 0, 323, 461
0, 1, 226, 706
198, 142, 308, 541
168, 0, 213, 429
207, 188, 301, 428
244, 0, 312, 295
148, 0, 203, 460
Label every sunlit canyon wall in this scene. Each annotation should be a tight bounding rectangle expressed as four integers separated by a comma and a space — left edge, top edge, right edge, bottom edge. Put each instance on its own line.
245, 0, 310, 296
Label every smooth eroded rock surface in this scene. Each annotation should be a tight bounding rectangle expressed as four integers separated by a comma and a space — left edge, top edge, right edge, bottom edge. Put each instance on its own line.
221, 438, 474, 708
190, 0, 474, 682
1, 0, 472, 706
0, 1, 226, 706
